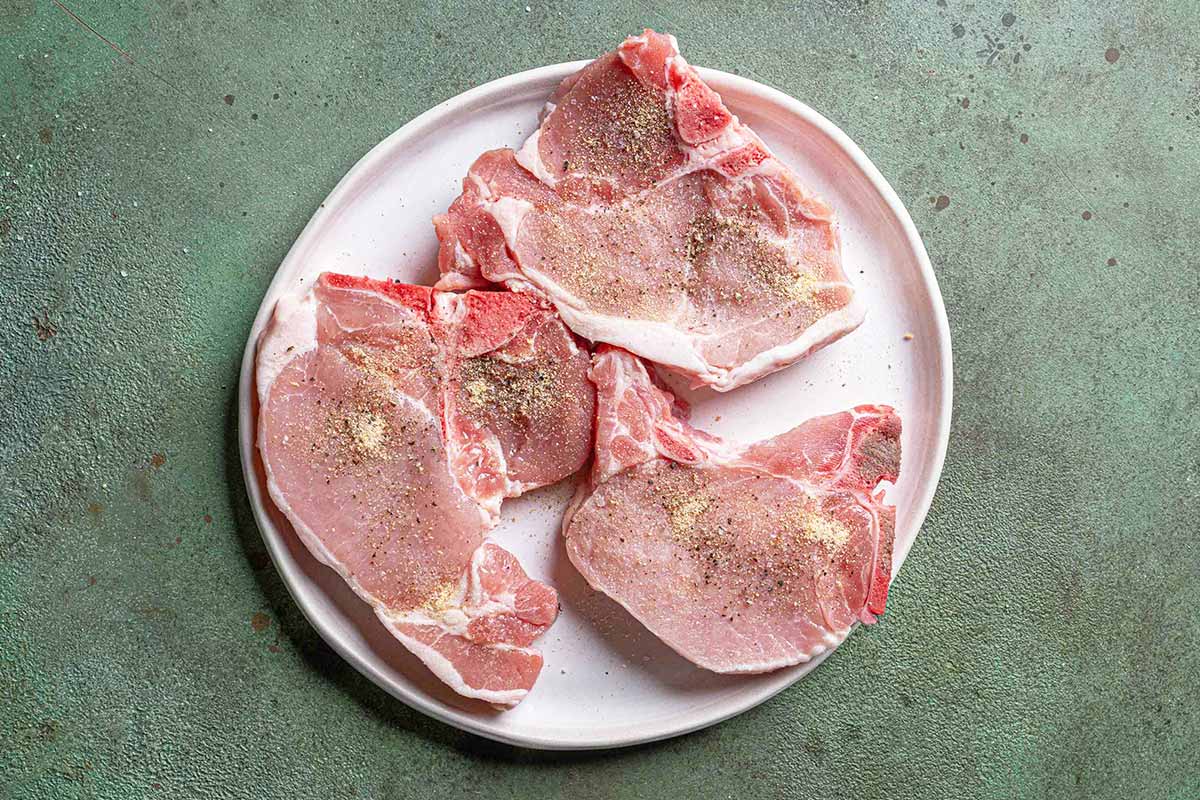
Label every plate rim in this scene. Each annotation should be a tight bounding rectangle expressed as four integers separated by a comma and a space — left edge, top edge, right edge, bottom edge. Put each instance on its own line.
237, 59, 953, 751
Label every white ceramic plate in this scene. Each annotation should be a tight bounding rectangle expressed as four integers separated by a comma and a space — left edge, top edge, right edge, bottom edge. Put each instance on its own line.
238, 61, 951, 750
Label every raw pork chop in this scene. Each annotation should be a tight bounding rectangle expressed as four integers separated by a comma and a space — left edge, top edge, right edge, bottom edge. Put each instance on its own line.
256, 273, 594, 705
434, 29, 863, 392
563, 346, 899, 673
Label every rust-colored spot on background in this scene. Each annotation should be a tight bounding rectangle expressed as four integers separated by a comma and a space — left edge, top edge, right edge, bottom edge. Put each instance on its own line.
934, 195, 951, 211
87, 502, 104, 516
33, 311, 57, 341
38, 127, 53, 144
150, 453, 166, 468
1105, 47, 1120, 64
203, 513, 213, 524
223, 94, 235, 105
251, 612, 271, 632
1082, 211, 1092, 220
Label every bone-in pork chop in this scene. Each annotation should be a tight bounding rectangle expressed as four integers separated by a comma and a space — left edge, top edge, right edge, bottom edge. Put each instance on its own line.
563, 346, 899, 673
256, 273, 594, 705
434, 29, 863, 391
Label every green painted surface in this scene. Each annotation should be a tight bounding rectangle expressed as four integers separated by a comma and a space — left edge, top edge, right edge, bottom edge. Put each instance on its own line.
1, 1, 1197, 797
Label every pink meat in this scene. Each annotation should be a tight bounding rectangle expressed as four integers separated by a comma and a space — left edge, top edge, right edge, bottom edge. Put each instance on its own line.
434, 29, 863, 392
434, 289, 595, 511
563, 346, 900, 673
256, 273, 593, 706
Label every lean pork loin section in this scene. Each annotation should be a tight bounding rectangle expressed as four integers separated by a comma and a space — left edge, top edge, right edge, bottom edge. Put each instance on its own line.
564, 346, 899, 672
256, 273, 593, 705
435, 30, 863, 392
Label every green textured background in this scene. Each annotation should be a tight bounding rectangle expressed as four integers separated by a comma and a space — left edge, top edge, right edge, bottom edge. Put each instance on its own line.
2, 1, 1197, 797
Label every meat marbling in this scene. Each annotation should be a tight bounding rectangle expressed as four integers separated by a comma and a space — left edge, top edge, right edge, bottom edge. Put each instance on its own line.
564, 346, 900, 673
434, 29, 864, 392
256, 273, 594, 705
